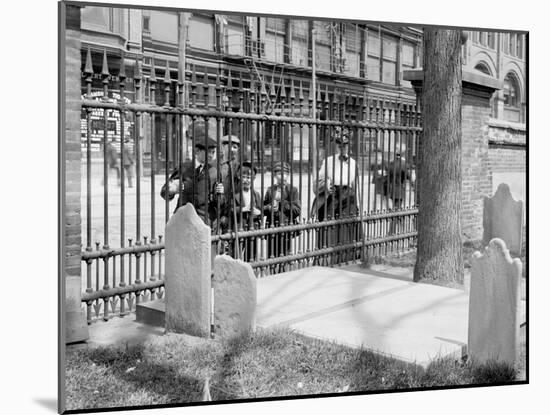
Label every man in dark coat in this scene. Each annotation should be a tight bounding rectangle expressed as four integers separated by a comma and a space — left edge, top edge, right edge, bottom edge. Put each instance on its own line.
160, 130, 224, 225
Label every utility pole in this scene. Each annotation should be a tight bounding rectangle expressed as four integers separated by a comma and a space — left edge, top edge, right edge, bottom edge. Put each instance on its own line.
311, 28, 317, 176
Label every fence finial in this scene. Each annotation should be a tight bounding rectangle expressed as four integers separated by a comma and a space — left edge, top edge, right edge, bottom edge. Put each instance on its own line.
84, 47, 93, 75
238, 71, 244, 91
226, 69, 233, 89
191, 63, 197, 85
101, 49, 110, 77
269, 76, 276, 99
150, 58, 157, 83
164, 60, 171, 84
133, 55, 141, 81
119, 52, 126, 81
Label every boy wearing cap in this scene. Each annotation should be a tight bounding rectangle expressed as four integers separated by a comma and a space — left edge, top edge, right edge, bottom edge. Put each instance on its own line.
160, 131, 224, 225
221, 134, 241, 165
312, 126, 361, 261
263, 161, 301, 266
222, 160, 262, 261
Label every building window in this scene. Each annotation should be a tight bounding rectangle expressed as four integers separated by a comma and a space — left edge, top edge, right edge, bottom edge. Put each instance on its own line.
382, 34, 398, 85
143, 16, 150, 32
366, 28, 381, 81
401, 40, 416, 88
474, 62, 491, 76
314, 21, 331, 71
226, 15, 245, 55
265, 18, 286, 63
503, 73, 520, 107
188, 14, 215, 51
343, 23, 360, 77
503, 72, 521, 122
291, 20, 309, 66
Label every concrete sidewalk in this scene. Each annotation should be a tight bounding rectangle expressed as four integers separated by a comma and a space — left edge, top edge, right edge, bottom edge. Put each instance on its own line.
78, 264, 526, 369
256, 266, 469, 367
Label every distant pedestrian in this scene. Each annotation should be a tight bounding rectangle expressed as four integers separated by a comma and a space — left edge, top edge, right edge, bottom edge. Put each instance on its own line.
101, 141, 120, 186
120, 137, 134, 188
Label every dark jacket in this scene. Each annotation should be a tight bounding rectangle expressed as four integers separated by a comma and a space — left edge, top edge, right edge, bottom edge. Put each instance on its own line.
373, 157, 412, 202
160, 160, 221, 222
263, 185, 301, 228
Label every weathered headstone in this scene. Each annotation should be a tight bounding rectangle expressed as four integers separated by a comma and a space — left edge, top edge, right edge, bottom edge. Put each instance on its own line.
165, 204, 211, 337
468, 238, 522, 366
213, 255, 257, 338
483, 183, 524, 255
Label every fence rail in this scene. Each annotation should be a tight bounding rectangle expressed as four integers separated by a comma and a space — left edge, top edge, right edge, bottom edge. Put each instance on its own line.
79, 48, 421, 323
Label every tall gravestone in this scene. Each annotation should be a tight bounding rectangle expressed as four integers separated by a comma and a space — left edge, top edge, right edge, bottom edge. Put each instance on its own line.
483, 183, 524, 255
165, 204, 211, 337
468, 238, 522, 366
213, 255, 257, 338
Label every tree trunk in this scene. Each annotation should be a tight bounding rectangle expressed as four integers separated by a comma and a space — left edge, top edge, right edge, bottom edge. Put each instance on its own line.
413, 29, 464, 284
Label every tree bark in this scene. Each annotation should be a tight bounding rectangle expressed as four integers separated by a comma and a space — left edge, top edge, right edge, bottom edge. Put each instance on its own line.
413, 29, 464, 284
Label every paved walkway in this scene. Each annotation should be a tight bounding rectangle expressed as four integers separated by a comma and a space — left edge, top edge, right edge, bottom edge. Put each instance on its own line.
77, 264, 526, 368
256, 266, 469, 367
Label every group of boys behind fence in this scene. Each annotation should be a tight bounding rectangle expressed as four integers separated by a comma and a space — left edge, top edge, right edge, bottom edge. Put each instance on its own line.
158, 124, 414, 268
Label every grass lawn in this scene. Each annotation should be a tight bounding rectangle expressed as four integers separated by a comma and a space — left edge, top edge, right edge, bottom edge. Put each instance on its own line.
66, 327, 521, 411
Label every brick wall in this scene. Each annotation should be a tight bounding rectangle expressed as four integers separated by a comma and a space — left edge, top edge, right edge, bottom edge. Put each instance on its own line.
65, 7, 82, 288
487, 119, 526, 174
63, 4, 88, 343
461, 92, 492, 241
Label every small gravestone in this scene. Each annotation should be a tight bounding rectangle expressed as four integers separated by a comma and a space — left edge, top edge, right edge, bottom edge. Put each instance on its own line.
483, 183, 524, 255
468, 238, 522, 366
213, 255, 257, 338
165, 204, 211, 337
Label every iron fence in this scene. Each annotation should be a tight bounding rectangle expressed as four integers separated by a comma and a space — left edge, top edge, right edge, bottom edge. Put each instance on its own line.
79, 49, 421, 322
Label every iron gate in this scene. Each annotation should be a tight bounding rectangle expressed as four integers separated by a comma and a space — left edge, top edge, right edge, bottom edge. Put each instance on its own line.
79, 50, 421, 323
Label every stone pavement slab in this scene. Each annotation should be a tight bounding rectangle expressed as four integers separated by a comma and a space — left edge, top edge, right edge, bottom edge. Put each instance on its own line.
257, 266, 469, 367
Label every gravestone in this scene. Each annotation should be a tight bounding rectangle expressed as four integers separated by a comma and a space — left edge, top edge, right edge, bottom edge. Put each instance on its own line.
213, 255, 257, 338
165, 204, 211, 337
483, 183, 524, 255
468, 238, 522, 366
